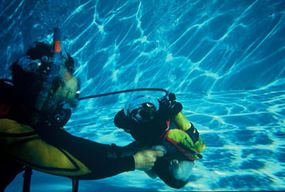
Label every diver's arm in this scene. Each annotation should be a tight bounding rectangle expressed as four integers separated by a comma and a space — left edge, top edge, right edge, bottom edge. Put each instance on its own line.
35, 122, 164, 178
0, 118, 134, 179
115, 141, 145, 157
172, 112, 206, 153
166, 100, 196, 133
34, 124, 135, 179
173, 112, 192, 132
0, 118, 163, 179
173, 112, 199, 141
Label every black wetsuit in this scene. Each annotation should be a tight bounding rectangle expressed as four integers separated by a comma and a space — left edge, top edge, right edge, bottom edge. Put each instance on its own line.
0, 80, 134, 190
114, 100, 192, 189
114, 97, 204, 189
0, 80, 24, 190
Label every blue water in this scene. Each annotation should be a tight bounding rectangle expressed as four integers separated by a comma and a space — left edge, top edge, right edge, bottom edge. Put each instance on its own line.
1, 0, 285, 191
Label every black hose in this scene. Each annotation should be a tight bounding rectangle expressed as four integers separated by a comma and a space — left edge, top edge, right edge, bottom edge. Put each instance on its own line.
78, 88, 168, 100
1, 78, 169, 100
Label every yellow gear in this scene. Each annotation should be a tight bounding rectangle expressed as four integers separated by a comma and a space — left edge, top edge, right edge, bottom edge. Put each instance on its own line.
0, 118, 90, 177
164, 129, 205, 160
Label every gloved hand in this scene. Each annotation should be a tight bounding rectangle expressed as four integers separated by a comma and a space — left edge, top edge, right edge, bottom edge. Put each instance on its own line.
133, 149, 165, 171
163, 129, 205, 161
159, 92, 176, 107
159, 92, 183, 116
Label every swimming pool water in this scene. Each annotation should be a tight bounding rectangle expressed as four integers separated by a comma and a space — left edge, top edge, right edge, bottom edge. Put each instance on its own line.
1, 0, 285, 191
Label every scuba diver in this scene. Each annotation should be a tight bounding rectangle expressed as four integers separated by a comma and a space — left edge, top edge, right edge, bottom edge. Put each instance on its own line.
0, 29, 164, 191
114, 94, 206, 188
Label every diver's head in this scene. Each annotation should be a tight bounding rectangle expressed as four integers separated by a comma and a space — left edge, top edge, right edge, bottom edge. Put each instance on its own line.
153, 157, 193, 189
10, 41, 79, 124
124, 95, 160, 123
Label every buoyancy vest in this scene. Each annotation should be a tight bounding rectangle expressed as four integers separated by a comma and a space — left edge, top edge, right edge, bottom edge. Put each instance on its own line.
0, 80, 91, 177
0, 80, 134, 179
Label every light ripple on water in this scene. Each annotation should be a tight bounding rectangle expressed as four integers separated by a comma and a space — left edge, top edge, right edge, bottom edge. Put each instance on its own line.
1, 0, 285, 191
63, 89, 285, 191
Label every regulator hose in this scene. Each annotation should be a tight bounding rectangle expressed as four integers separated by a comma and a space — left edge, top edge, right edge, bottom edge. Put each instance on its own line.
78, 88, 169, 100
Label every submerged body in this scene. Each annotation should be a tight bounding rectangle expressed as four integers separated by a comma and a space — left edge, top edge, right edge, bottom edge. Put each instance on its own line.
114, 94, 206, 188
0, 40, 163, 190
0, 77, 135, 190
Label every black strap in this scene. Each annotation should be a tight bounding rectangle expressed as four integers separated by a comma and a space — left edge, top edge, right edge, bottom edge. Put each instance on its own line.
186, 123, 199, 143
23, 167, 32, 192
72, 178, 79, 192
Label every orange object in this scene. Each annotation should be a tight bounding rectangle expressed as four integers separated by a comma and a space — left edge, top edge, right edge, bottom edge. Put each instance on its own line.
54, 40, 61, 53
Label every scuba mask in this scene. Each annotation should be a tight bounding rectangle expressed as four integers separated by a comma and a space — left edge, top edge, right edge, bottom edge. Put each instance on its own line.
123, 92, 177, 123
130, 102, 157, 123
124, 95, 160, 123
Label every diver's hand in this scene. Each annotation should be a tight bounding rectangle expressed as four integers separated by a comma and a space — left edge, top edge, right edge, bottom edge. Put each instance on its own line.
133, 149, 165, 171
